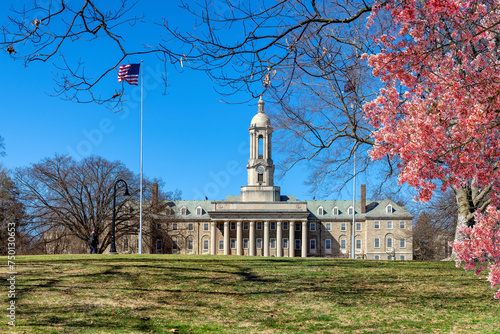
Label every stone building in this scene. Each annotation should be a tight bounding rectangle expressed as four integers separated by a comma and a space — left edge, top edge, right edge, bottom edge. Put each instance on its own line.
121, 97, 413, 260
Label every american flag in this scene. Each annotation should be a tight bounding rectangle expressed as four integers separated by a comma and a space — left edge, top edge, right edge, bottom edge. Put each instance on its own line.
118, 63, 140, 85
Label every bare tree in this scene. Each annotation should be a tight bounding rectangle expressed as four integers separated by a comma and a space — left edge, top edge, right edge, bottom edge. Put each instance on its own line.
14, 154, 181, 254
0, 163, 25, 255
1, 1, 399, 195
411, 191, 457, 260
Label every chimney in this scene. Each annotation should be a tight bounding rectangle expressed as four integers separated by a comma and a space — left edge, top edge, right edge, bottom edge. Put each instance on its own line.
361, 184, 366, 213
153, 183, 159, 206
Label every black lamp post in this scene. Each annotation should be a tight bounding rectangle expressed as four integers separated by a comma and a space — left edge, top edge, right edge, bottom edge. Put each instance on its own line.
110, 179, 130, 254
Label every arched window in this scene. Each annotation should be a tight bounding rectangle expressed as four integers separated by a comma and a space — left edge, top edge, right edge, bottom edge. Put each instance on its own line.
333, 206, 339, 215
386, 204, 393, 214
258, 135, 263, 158
196, 206, 202, 216
181, 207, 187, 216
348, 206, 354, 216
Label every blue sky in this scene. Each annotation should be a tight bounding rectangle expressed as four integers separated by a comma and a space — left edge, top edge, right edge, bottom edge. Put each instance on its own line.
0, 1, 368, 202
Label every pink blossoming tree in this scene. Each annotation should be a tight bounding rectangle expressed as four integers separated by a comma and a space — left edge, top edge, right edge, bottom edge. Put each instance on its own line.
364, 0, 500, 298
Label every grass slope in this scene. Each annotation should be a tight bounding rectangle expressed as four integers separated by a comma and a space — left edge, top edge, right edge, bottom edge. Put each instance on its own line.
1, 255, 499, 333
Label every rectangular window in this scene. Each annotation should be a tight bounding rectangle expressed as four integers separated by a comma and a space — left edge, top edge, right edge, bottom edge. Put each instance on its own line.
270, 238, 276, 249
374, 221, 380, 229
218, 240, 224, 250
341, 223, 346, 231
258, 173, 263, 182
400, 239, 406, 248
295, 223, 301, 231
374, 238, 380, 248
325, 223, 331, 231
374, 255, 380, 260
387, 238, 393, 248
340, 239, 346, 249
188, 239, 193, 250
156, 239, 162, 252
310, 239, 316, 250
218, 224, 224, 232
231, 222, 236, 230
400, 221, 406, 229
283, 222, 288, 230
172, 239, 178, 250
243, 222, 249, 230
203, 223, 209, 231
172, 223, 178, 231
283, 238, 288, 249
356, 239, 362, 249
387, 221, 393, 229
356, 222, 361, 231
123, 238, 129, 251
203, 240, 209, 250
325, 239, 331, 250
295, 239, 301, 250
400, 255, 405, 261
230, 238, 236, 249
257, 222, 262, 230
243, 238, 248, 249
388, 255, 393, 260
188, 223, 194, 231
270, 222, 276, 230
310, 222, 316, 231
257, 238, 263, 249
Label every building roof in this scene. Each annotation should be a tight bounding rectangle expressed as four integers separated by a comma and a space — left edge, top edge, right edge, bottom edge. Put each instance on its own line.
164, 198, 413, 220
306, 198, 413, 220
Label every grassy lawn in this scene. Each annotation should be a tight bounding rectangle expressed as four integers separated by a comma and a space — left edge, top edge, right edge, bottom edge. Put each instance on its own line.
1, 255, 499, 333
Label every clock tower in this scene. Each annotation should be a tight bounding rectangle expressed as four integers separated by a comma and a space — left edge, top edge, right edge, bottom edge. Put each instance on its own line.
241, 97, 281, 201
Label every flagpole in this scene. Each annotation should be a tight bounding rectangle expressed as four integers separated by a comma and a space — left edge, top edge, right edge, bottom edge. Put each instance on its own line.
351, 151, 356, 259
139, 60, 144, 254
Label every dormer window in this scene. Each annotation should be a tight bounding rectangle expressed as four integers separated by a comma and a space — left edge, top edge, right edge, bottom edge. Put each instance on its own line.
196, 206, 202, 216
333, 206, 339, 215
386, 204, 393, 214
181, 207, 187, 216
317, 206, 324, 216
348, 206, 354, 216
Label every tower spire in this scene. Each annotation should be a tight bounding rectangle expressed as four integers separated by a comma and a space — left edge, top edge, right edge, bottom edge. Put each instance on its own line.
258, 96, 264, 113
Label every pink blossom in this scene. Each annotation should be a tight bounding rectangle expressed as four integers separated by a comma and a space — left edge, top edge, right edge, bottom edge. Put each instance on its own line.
364, 0, 500, 299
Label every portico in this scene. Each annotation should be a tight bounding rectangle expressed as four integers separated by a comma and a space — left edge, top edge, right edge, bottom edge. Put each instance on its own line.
208, 200, 309, 257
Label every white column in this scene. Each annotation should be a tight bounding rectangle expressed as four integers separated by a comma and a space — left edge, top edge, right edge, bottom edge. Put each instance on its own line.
236, 221, 242, 256
263, 132, 268, 159
289, 221, 295, 258
249, 221, 255, 256
264, 220, 270, 257
250, 131, 255, 159
276, 221, 282, 257
210, 221, 216, 255
224, 221, 230, 255
301, 220, 307, 258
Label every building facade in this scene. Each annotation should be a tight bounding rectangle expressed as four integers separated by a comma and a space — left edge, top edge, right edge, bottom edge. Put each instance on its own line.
131, 97, 413, 260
